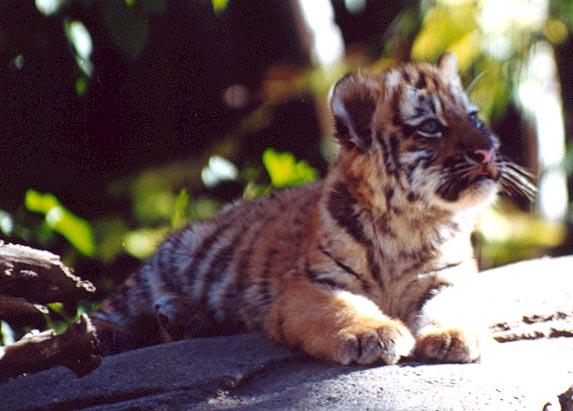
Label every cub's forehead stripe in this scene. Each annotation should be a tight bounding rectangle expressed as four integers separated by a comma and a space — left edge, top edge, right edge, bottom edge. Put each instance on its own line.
415, 72, 427, 90
400, 86, 450, 127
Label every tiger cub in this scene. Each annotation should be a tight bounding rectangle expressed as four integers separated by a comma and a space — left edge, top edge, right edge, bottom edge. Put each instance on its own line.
95, 54, 533, 365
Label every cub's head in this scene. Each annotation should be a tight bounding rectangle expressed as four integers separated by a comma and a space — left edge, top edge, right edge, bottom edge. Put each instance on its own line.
330, 54, 534, 213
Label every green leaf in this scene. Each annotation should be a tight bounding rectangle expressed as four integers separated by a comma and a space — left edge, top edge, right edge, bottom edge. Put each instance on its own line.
25, 190, 60, 214
243, 182, 271, 199
211, 0, 229, 13
171, 188, 190, 229
262, 148, 319, 188
188, 196, 221, 221
75, 77, 88, 95
47, 302, 65, 316
123, 226, 169, 259
94, 217, 130, 263
25, 190, 95, 256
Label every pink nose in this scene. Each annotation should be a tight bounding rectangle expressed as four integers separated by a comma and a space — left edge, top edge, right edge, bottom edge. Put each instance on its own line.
473, 148, 494, 164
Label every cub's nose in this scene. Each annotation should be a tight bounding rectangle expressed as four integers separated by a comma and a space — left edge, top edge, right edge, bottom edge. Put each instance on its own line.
466, 148, 494, 164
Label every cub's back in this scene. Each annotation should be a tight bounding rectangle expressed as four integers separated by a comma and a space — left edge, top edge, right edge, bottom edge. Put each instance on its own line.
96, 182, 322, 350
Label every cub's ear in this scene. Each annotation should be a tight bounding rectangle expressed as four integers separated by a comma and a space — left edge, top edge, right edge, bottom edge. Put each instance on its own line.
330, 72, 378, 151
437, 52, 461, 85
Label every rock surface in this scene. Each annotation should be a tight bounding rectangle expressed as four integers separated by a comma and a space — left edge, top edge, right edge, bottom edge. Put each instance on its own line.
1, 256, 573, 411
1, 334, 573, 410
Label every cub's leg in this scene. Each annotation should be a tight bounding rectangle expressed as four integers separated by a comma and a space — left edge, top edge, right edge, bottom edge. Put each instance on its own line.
154, 293, 239, 340
408, 273, 485, 363
266, 276, 414, 365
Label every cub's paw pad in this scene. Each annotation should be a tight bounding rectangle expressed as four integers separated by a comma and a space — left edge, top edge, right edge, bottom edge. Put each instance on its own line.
415, 328, 480, 363
336, 320, 415, 365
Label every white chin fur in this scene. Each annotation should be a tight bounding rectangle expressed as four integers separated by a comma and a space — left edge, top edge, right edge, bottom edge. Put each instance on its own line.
435, 180, 498, 213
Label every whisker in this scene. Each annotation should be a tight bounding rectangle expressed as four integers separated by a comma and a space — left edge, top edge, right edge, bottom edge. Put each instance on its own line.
500, 157, 537, 179
452, 169, 474, 180
503, 169, 538, 194
503, 172, 537, 192
504, 162, 537, 180
498, 159, 538, 202
447, 165, 474, 176
499, 179, 523, 199
499, 174, 537, 201
449, 162, 472, 172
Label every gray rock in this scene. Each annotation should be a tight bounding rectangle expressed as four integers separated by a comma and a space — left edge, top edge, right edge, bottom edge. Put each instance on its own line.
1, 256, 573, 410
1, 334, 573, 410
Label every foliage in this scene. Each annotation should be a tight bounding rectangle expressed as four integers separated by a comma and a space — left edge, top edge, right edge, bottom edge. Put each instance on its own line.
35, 0, 169, 96
25, 190, 95, 257
211, 0, 229, 14
171, 189, 191, 229
406, 0, 569, 121
477, 203, 566, 267
262, 148, 319, 188
3, 148, 319, 264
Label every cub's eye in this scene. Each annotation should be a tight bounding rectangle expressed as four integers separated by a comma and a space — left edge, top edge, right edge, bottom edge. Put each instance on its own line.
417, 119, 442, 138
469, 111, 483, 129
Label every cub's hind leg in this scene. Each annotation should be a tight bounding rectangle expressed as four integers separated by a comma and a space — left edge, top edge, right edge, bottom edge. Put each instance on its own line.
265, 274, 414, 365
153, 293, 211, 341
154, 293, 244, 340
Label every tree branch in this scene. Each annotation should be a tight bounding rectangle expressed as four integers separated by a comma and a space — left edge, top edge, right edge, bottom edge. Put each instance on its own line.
0, 294, 48, 322
0, 241, 95, 304
0, 314, 101, 382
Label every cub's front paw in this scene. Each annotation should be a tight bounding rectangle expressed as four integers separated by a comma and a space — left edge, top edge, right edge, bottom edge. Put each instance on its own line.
415, 327, 480, 363
334, 319, 415, 365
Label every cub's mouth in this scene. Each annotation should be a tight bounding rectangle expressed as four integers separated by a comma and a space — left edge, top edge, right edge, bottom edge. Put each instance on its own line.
471, 163, 500, 184
437, 162, 500, 203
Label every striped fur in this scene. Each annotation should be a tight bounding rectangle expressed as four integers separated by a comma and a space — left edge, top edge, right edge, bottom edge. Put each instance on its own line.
94, 54, 533, 364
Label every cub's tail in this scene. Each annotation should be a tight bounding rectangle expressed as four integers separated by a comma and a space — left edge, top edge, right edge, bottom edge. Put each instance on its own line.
90, 278, 162, 355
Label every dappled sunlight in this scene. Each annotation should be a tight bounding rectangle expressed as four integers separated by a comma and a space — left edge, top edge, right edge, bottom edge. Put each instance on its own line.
517, 42, 568, 221
343, 0, 366, 14
123, 227, 170, 260
35, 0, 64, 16
201, 155, 239, 188
0, 322, 14, 346
477, 204, 566, 266
296, 0, 345, 66
481, 0, 547, 30
0, 211, 14, 236
64, 20, 93, 77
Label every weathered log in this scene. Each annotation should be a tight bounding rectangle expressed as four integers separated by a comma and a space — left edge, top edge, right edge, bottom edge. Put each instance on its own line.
0, 314, 101, 382
0, 294, 48, 322
0, 241, 95, 303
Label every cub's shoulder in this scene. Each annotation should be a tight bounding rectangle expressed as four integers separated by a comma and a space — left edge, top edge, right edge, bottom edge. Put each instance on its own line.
217, 181, 324, 219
